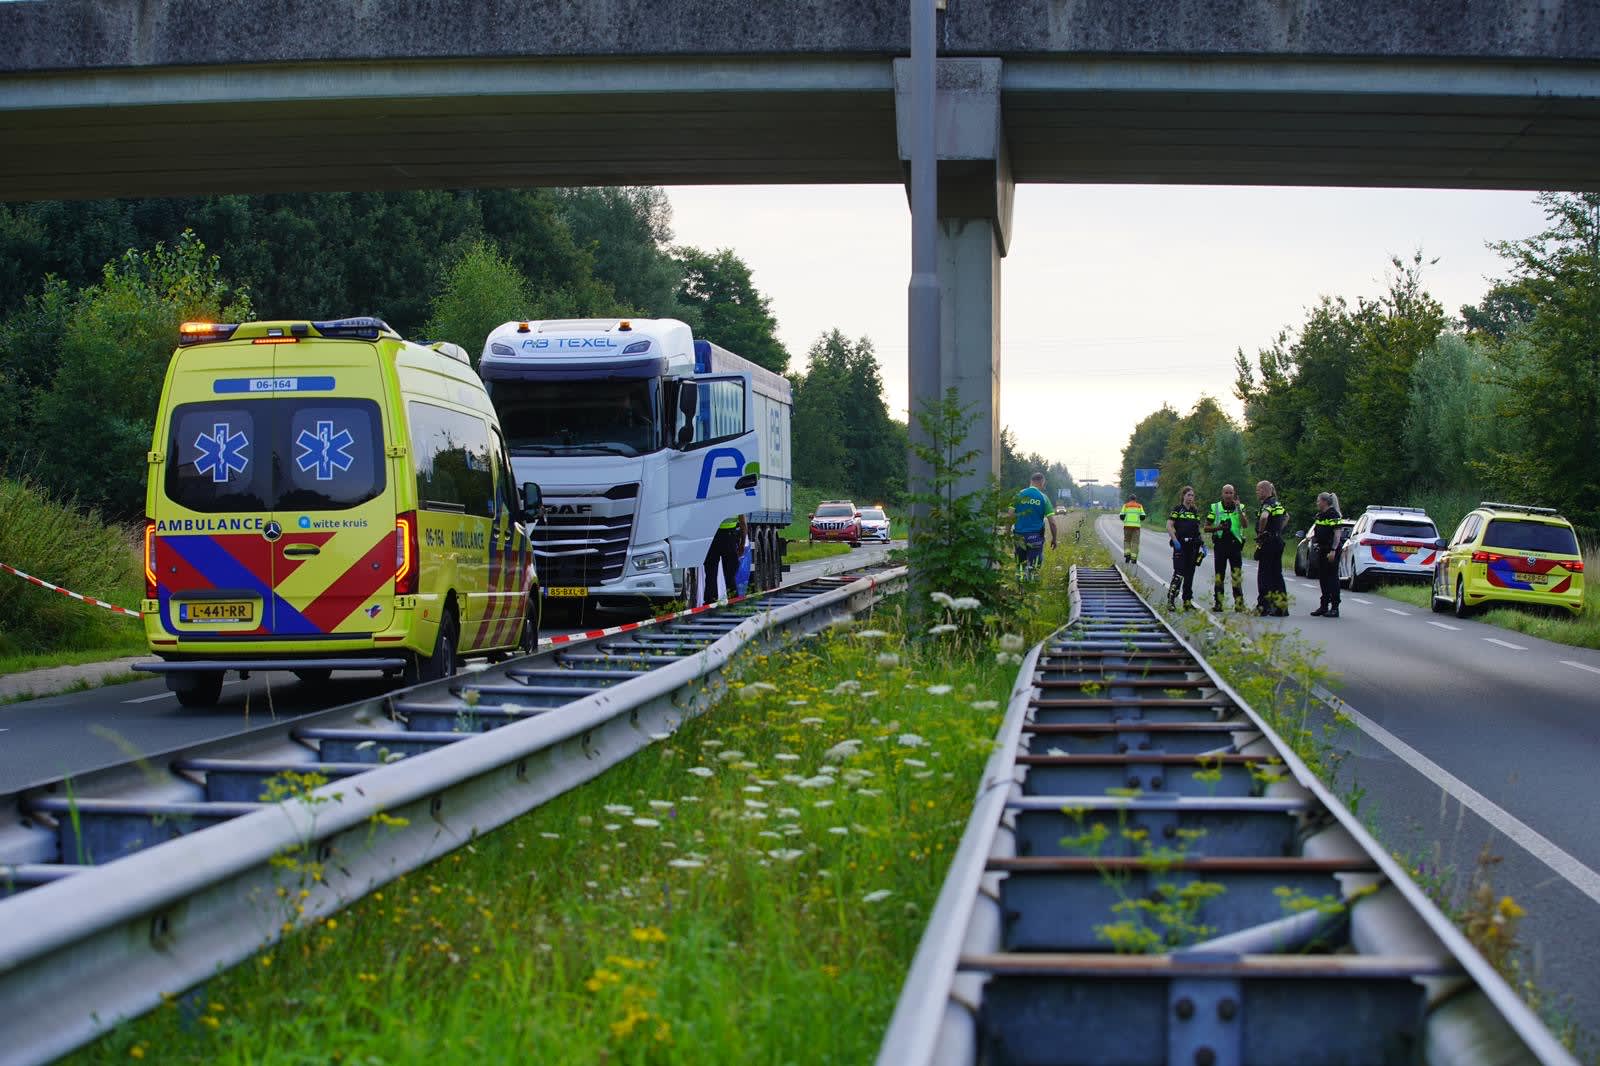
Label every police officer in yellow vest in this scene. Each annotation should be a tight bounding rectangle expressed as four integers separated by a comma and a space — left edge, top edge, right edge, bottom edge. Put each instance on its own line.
1203, 483, 1249, 612
1118, 497, 1146, 564
703, 513, 746, 605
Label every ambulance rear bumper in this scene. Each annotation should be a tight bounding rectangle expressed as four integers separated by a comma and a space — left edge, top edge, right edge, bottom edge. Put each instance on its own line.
136, 658, 408, 673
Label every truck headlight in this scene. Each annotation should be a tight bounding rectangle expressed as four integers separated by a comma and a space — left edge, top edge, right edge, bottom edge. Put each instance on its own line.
634, 551, 669, 572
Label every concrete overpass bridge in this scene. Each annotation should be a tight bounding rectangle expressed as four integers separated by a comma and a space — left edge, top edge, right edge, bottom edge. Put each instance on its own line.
5, 0, 1600, 479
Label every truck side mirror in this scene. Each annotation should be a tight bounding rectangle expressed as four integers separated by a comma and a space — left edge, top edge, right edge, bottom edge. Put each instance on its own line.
520, 482, 542, 515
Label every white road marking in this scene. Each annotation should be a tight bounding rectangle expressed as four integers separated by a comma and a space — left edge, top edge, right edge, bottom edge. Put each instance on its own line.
1484, 637, 1528, 651
1350, 596, 1373, 605
124, 692, 172, 704
1560, 660, 1600, 676
1426, 621, 1460, 631
1322, 689, 1600, 908
1383, 607, 1411, 617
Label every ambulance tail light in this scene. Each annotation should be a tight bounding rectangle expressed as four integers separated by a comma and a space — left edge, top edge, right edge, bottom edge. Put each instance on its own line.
395, 511, 418, 595
1559, 559, 1585, 573
1471, 550, 1506, 564
143, 520, 158, 597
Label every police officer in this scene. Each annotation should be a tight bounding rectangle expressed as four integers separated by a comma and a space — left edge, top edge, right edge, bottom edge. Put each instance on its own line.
1310, 491, 1345, 618
1254, 480, 1289, 616
1204, 483, 1248, 612
702, 513, 747, 605
1118, 496, 1146, 564
1165, 485, 1204, 610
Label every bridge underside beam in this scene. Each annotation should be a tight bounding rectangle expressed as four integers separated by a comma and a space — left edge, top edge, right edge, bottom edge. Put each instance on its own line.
4, 57, 1600, 200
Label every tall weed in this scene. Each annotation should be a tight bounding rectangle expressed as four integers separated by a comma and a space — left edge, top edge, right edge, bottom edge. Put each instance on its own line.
0, 476, 142, 655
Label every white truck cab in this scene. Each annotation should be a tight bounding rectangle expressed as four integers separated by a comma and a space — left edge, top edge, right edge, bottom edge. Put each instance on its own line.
479, 318, 792, 609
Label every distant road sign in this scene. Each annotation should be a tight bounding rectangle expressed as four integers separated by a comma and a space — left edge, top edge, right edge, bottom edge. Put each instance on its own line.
1134, 468, 1159, 488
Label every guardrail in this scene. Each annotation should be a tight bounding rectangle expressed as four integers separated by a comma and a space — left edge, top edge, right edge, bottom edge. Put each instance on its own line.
877, 565, 1573, 1066
0, 565, 905, 1066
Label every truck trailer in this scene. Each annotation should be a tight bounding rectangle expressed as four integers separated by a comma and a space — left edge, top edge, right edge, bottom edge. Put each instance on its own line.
478, 318, 792, 611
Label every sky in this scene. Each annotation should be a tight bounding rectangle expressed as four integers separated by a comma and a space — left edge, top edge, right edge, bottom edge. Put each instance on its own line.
664, 184, 1551, 487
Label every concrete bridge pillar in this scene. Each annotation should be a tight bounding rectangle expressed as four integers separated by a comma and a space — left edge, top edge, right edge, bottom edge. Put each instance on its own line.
895, 57, 1014, 499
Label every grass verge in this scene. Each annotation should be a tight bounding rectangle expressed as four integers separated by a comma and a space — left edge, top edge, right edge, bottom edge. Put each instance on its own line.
0, 638, 148, 680
76, 517, 1107, 1064
783, 541, 853, 564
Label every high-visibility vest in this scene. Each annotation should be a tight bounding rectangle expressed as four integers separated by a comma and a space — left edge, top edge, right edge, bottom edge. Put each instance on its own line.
1209, 501, 1246, 542
1120, 502, 1145, 528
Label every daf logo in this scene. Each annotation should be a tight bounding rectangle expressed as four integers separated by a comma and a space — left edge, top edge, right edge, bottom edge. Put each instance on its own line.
550, 503, 594, 515
262, 520, 283, 542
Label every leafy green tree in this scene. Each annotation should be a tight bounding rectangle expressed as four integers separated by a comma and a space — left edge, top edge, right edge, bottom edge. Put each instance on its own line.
422, 238, 533, 362
673, 247, 789, 373
1460, 279, 1536, 343
22, 233, 252, 515
555, 187, 686, 318
1118, 405, 1179, 502
1482, 191, 1600, 526
791, 330, 905, 501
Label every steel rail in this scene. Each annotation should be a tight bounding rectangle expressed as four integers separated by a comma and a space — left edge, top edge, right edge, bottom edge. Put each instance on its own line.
0, 565, 905, 1066
877, 564, 1574, 1066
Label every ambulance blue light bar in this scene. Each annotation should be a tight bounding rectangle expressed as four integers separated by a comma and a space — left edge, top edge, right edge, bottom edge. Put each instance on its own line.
313, 316, 395, 340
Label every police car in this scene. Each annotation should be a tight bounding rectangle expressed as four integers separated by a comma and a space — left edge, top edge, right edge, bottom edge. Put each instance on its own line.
857, 505, 891, 543
808, 500, 861, 547
1431, 502, 1586, 618
1337, 506, 1445, 591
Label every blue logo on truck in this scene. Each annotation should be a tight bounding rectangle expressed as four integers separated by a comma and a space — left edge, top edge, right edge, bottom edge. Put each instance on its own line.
697, 448, 747, 499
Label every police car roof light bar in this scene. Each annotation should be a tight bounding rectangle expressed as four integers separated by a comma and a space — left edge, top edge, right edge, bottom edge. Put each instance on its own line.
1479, 501, 1560, 516
1367, 505, 1427, 514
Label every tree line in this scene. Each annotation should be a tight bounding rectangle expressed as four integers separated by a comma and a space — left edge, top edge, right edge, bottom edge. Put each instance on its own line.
1120, 191, 1600, 539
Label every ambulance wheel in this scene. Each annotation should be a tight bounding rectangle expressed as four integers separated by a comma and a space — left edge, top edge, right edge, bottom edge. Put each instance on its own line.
169, 670, 224, 709
409, 609, 459, 684
518, 595, 541, 655
293, 669, 332, 686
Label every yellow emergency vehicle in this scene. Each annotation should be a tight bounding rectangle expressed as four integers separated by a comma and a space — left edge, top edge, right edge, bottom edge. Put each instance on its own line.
140, 317, 539, 707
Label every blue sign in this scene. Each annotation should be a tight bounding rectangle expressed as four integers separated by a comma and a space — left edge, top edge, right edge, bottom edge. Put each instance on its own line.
295, 420, 356, 481
1134, 468, 1159, 488
193, 422, 249, 483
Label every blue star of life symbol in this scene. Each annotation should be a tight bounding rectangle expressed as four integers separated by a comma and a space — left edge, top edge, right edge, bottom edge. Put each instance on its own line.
193, 422, 249, 483
295, 420, 356, 481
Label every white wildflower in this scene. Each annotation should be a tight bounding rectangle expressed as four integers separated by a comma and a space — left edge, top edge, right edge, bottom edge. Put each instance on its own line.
743, 785, 765, 794
778, 807, 801, 818
926, 684, 953, 696
736, 761, 759, 770
863, 889, 893, 904
971, 700, 999, 711
604, 823, 622, 832
798, 775, 834, 788
539, 832, 560, 839
876, 653, 901, 668
631, 818, 660, 828
787, 699, 809, 706
649, 800, 674, 810
927, 623, 958, 636
604, 804, 634, 816
716, 749, 745, 762
759, 830, 782, 839
800, 716, 825, 725
898, 733, 926, 748
930, 591, 955, 608
999, 633, 1026, 652
904, 758, 927, 768
742, 811, 768, 821
688, 766, 715, 778
855, 629, 889, 639
769, 848, 805, 862
745, 799, 769, 810
701, 739, 724, 748
577, 815, 593, 827
831, 680, 862, 695
828, 826, 850, 835
951, 596, 981, 611
668, 858, 704, 869
913, 771, 935, 779
775, 753, 800, 762
782, 773, 805, 784
813, 799, 835, 809
862, 690, 880, 698
856, 787, 883, 797
823, 739, 863, 762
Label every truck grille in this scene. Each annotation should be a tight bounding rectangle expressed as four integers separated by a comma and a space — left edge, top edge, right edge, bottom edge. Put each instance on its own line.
531, 512, 634, 587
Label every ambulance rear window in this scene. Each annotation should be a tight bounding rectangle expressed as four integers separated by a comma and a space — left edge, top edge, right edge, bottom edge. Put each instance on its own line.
166, 399, 385, 513
1483, 519, 1578, 555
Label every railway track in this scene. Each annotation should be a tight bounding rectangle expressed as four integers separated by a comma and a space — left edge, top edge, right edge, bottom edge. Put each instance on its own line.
0, 565, 905, 1066
878, 565, 1573, 1066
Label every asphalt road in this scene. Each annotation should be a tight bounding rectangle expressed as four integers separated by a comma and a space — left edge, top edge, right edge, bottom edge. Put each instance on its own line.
0, 543, 899, 794
1097, 515, 1600, 1040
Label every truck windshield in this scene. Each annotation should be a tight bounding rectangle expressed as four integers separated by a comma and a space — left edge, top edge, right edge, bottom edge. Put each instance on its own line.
491, 380, 658, 458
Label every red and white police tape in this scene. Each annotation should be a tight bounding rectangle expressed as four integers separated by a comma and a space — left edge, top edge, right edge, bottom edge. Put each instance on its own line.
0, 561, 144, 619
536, 589, 755, 648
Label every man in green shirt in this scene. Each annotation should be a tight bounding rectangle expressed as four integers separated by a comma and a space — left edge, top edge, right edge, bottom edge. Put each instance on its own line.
1011, 473, 1055, 574
1203, 483, 1249, 612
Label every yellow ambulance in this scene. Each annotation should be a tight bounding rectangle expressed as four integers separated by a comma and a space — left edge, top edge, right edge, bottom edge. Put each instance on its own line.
139, 317, 539, 708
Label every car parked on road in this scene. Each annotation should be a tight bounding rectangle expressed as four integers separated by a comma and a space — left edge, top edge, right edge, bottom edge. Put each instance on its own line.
1337, 506, 1445, 591
1431, 502, 1585, 618
857, 505, 891, 543
808, 500, 861, 547
1293, 519, 1355, 577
